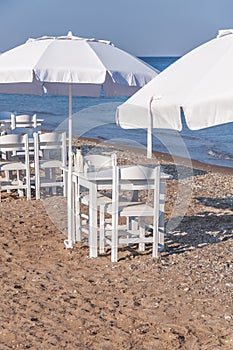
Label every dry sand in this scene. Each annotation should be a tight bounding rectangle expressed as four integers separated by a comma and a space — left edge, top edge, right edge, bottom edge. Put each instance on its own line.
0, 139, 233, 349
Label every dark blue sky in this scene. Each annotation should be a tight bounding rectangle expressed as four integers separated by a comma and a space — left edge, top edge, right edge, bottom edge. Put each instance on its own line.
0, 0, 233, 56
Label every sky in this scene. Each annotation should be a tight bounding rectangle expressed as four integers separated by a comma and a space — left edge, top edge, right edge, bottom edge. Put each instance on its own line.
0, 0, 233, 56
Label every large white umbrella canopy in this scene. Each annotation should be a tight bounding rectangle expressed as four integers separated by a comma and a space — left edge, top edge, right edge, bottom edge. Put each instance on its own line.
116, 29, 233, 157
0, 31, 158, 96
0, 31, 158, 249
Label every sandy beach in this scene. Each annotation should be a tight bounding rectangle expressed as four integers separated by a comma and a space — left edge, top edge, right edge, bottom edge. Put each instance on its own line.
0, 138, 233, 349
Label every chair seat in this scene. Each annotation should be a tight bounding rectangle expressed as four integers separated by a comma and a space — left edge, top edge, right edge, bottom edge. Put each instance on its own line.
38, 178, 64, 186
39, 159, 63, 169
0, 160, 27, 171
105, 201, 153, 216
0, 179, 26, 188
81, 192, 112, 206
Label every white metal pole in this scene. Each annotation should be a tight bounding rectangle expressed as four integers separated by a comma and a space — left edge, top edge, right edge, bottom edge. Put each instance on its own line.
147, 97, 154, 158
65, 83, 74, 248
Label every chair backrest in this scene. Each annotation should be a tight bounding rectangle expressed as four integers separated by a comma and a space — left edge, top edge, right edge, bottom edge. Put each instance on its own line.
112, 157, 161, 209
84, 154, 113, 172
0, 133, 28, 149
11, 114, 38, 129
0, 133, 30, 164
33, 131, 67, 165
120, 164, 159, 181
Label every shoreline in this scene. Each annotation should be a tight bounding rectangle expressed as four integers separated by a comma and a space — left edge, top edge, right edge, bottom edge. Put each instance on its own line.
76, 136, 233, 175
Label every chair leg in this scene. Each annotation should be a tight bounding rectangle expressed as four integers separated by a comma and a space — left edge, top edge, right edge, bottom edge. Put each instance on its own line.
159, 180, 165, 249
35, 173, 40, 200
129, 216, 138, 246
26, 169, 31, 200
75, 181, 82, 242
5, 169, 11, 194
44, 168, 50, 195
152, 228, 159, 258
63, 170, 67, 197
152, 207, 159, 258
139, 217, 146, 252
51, 169, 57, 195
111, 236, 118, 262
99, 205, 105, 254
111, 211, 118, 263
16, 170, 24, 197
158, 211, 164, 251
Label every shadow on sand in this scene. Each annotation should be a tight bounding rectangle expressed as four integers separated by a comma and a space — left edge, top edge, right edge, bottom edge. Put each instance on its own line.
164, 195, 233, 255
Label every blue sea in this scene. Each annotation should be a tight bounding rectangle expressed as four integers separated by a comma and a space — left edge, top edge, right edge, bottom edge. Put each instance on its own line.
0, 56, 232, 169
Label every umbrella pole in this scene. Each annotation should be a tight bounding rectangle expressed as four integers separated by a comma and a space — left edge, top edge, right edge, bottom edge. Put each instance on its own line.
147, 97, 153, 158
65, 83, 74, 248
147, 126, 152, 158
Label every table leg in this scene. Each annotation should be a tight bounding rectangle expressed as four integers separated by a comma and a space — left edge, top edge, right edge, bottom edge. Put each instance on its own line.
89, 182, 98, 258
159, 179, 165, 250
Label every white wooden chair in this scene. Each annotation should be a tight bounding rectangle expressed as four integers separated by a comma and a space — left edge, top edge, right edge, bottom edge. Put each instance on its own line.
100, 155, 161, 262
33, 132, 67, 199
11, 114, 44, 136
74, 154, 113, 243
0, 133, 31, 200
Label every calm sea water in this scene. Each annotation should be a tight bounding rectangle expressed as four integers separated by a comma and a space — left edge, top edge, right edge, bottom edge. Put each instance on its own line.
0, 56, 232, 168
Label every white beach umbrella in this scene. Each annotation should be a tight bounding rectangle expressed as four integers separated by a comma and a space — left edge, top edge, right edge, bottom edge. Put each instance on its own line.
0, 31, 158, 248
116, 29, 233, 157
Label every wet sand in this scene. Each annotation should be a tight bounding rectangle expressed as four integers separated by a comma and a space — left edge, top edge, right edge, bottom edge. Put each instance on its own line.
0, 139, 232, 349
